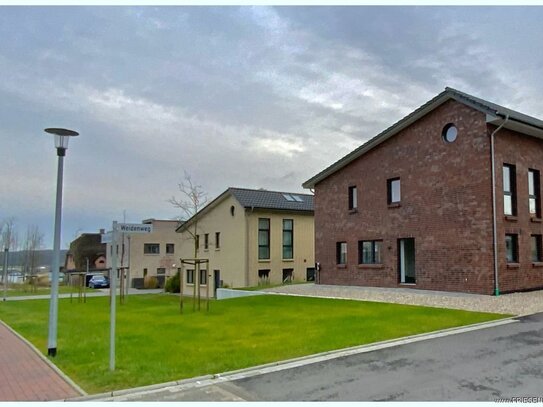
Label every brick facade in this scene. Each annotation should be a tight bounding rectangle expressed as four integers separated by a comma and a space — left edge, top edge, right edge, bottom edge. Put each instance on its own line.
314, 99, 543, 295
495, 128, 543, 293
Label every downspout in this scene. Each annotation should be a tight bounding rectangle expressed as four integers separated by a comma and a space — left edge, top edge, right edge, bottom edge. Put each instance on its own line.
490, 114, 509, 296
244, 206, 254, 287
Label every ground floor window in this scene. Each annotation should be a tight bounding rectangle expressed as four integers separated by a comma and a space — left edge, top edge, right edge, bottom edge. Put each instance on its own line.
157, 267, 166, 275
336, 242, 347, 264
186, 269, 194, 284
282, 268, 293, 283
531, 234, 542, 262
359, 240, 383, 264
505, 234, 518, 263
199, 269, 207, 285
258, 269, 270, 285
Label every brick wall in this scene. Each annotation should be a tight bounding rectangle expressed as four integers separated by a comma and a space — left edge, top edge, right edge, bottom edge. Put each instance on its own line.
314, 99, 497, 294
494, 128, 543, 293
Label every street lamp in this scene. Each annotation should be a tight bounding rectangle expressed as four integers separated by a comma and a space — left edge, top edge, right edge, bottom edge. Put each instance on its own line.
45, 127, 79, 357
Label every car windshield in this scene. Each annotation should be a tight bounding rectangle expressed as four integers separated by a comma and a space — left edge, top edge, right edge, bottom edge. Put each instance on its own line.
93, 276, 105, 281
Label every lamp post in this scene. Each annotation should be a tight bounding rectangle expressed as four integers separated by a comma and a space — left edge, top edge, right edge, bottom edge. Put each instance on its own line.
45, 127, 79, 357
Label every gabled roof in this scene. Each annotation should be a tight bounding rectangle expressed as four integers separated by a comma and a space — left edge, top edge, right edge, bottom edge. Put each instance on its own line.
176, 187, 314, 233
303, 87, 543, 189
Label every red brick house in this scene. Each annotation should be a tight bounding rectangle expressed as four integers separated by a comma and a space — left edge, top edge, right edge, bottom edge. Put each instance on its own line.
303, 87, 543, 295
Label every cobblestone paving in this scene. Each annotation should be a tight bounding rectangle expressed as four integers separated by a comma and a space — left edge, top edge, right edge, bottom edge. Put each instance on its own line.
263, 284, 543, 316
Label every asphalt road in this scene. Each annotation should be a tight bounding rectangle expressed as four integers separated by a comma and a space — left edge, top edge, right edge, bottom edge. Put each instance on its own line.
104, 313, 543, 401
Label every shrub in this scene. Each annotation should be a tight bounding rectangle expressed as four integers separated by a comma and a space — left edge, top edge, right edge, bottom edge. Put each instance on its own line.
165, 270, 180, 293
144, 275, 158, 289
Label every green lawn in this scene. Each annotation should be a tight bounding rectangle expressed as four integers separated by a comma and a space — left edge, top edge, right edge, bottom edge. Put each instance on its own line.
0, 294, 507, 394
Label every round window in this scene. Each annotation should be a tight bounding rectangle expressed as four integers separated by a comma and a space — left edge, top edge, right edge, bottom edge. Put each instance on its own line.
442, 124, 458, 143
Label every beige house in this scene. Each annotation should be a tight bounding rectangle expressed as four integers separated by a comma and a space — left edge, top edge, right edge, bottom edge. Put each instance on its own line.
106, 219, 181, 288
176, 187, 315, 297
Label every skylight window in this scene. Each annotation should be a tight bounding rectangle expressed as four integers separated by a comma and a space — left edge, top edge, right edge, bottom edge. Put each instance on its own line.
282, 193, 295, 201
282, 193, 303, 202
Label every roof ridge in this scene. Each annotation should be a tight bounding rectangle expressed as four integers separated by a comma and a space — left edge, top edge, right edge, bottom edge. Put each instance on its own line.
303, 86, 543, 189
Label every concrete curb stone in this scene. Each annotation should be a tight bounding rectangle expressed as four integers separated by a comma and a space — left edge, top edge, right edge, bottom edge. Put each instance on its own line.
77, 315, 517, 401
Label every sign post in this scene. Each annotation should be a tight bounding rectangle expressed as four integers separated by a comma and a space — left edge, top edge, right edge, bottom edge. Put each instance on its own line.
108, 222, 152, 371
110, 221, 117, 371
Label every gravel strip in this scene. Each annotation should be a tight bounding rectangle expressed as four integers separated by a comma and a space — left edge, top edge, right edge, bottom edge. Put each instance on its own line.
262, 284, 543, 316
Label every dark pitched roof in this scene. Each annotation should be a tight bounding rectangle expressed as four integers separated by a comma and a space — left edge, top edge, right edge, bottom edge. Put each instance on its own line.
447, 87, 543, 129
229, 187, 314, 212
176, 187, 314, 232
303, 87, 543, 189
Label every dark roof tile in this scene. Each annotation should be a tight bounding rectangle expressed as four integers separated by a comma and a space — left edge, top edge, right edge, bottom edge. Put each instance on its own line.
229, 187, 314, 211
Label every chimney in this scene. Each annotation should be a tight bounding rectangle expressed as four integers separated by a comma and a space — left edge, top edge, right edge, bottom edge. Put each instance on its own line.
99, 228, 105, 234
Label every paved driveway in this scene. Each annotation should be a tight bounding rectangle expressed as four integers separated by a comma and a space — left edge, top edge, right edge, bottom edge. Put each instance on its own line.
264, 283, 543, 315
101, 313, 543, 401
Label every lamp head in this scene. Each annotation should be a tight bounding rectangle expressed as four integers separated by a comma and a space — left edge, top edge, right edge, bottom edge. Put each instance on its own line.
44, 128, 79, 156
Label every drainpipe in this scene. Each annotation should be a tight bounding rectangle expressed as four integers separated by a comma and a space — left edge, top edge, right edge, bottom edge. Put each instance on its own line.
490, 114, 509, 296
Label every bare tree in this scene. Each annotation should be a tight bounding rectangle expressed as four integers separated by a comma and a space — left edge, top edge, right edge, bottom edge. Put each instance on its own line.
168, 171, 208, 258
22, 225, 44, 278
1, 217, 18, 251
169, 172, 210, 311
1, 218, 18, 289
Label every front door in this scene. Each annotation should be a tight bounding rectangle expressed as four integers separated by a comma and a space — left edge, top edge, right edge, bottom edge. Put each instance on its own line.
213, 270, 221, 297
398, 238, 416, 284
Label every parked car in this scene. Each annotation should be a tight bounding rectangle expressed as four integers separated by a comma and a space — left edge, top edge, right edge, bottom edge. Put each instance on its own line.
88, 275, 109, 289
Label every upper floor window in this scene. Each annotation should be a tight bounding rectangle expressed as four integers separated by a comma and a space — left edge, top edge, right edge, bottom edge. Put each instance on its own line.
195, 235, 200, 250
215, 232, 221, 249
348, 186, 358, 210
204, 233, 209, 250
283, 219, 294, 259
442, 123, 458, 143
528, 169, 541, 217
387, 178, 401, 204
258, 218, 270, 259
143, 243, 160, 254
503, 164, 517, 216
166, 243, 175, 254
505, 234, 518, 263
336, 242, 347, 265
359, 240, 383, 264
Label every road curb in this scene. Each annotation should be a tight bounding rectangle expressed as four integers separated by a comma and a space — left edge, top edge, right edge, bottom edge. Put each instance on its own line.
0, 320, 87, 398
79, 315, 517, 401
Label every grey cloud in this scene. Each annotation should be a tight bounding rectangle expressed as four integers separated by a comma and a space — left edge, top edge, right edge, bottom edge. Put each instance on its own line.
2, 6, 543, 247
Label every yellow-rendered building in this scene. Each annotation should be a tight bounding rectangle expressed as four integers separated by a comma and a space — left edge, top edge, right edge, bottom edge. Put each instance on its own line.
176, 187, 314, 297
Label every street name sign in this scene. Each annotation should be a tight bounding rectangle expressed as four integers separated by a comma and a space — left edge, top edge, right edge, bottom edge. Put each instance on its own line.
115, 223, 153, 233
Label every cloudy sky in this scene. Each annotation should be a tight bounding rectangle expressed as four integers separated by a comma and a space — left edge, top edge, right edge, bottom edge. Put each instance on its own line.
2, 5, 543, 249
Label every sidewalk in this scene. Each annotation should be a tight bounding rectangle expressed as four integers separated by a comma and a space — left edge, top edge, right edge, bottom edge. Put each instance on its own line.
0, 321, 83, 401
4, 288, 164, 301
